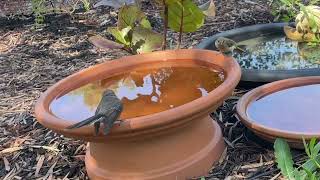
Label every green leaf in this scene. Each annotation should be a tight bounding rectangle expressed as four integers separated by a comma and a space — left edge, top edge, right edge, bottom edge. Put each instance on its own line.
293, 169, 308, 180
310, 172, 317, 180
282, 15, 292, 22
131, 26, 163, 53
303, 165, 314, 178
107, 26, 132, 45
302, 155, 320, 173
308, 13, 318, 33
310, 0, 320, 5
311, 140, 320, 158
167, 0, 205, 33
303, 137, 312, 157
118, 5, 149, 30
274, 138, 296, 180
140, 18, 152, 29
310, 138, 318, 150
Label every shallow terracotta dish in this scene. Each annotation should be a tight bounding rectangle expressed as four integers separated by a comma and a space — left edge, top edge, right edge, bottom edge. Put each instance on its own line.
35, 49, 241, 179
237, 76, 320, 149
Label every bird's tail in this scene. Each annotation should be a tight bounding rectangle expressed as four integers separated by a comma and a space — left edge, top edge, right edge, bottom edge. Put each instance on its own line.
66, 114, 103, 129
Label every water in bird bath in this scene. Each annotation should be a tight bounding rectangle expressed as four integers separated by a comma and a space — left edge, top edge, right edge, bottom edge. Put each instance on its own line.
247, 84, 320, 133
50, 66, 224, 121
232, 34, 320, 70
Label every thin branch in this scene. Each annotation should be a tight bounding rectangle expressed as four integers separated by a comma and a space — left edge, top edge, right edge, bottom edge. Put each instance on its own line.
177, 0, 184, 49
162, 1, 168, 50
123, 46, 135, 54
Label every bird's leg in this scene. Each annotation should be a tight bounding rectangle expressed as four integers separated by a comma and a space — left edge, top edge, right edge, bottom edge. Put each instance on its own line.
94, 121, 101, 136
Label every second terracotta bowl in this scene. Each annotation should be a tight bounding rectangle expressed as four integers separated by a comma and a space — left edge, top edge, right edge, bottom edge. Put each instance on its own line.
237, 76, 320, 148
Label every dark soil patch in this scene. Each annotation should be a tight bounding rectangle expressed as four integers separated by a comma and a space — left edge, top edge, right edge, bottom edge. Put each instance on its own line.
0, 1, 306, 179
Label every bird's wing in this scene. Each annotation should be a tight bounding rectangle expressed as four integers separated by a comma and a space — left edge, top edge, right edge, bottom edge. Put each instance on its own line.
101, 105, 123, 135
226, 40, 236, 47
66, 114, 104, 129
95, 91, 121, 113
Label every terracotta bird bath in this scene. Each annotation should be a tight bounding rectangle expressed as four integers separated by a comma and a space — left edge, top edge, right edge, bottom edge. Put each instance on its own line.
237, 76, 320, 149
35, 49, 241, 179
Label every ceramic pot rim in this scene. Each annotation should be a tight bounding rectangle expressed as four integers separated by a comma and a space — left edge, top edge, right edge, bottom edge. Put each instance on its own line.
35, 49, 241, 139
236, 76, 320, 140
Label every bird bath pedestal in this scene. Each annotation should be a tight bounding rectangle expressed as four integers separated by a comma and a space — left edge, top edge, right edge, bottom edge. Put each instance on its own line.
35, 50, 241, 179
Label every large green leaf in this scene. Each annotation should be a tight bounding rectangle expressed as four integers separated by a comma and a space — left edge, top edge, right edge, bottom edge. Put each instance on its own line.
302, 137, 320, 173
303, 156, 320, 175
292, 169, 308, 180
274, 138, 296, 180
107, 26, 132, 45
131, 26, 163, 54
167, 0, 205, 33
118, 5, 151, 30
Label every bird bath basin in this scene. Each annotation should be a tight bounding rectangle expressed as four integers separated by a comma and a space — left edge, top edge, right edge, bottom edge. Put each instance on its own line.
35, 49, 241, 179
237, 76, 320, 149
196, 23, 320, 87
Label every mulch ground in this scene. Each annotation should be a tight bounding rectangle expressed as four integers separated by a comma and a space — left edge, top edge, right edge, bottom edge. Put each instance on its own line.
0, 0, 308, 179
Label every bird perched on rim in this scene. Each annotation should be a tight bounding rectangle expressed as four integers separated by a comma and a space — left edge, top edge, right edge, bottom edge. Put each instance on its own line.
215, 37, 245, 54
66, 89, 123, 136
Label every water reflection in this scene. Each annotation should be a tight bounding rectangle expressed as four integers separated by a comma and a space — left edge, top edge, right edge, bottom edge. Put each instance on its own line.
233, 35, 320, 70
50, 66, 224, 121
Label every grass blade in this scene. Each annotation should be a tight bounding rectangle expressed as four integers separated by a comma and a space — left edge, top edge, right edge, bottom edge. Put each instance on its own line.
274, 138, 296, 180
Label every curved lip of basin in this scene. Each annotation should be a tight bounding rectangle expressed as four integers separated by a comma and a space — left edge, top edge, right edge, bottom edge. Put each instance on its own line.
236, 76, 320, 140
35, 49, 241, 140
196, 22, 320, 83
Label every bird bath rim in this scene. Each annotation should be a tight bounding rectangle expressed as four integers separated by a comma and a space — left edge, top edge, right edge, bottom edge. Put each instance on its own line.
236, 76, 320, 144
35, 49, 241, 141
196, 22, 320, 86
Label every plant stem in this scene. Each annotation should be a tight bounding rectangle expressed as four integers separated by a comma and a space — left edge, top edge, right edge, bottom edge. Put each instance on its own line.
177, 0, 184, 49
123, 46, 135, 54
162, 0, 168, 50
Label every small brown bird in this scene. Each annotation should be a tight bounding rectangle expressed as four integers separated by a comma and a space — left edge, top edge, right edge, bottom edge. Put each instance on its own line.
215, 37, 245, 54
66, 89, 123, 135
